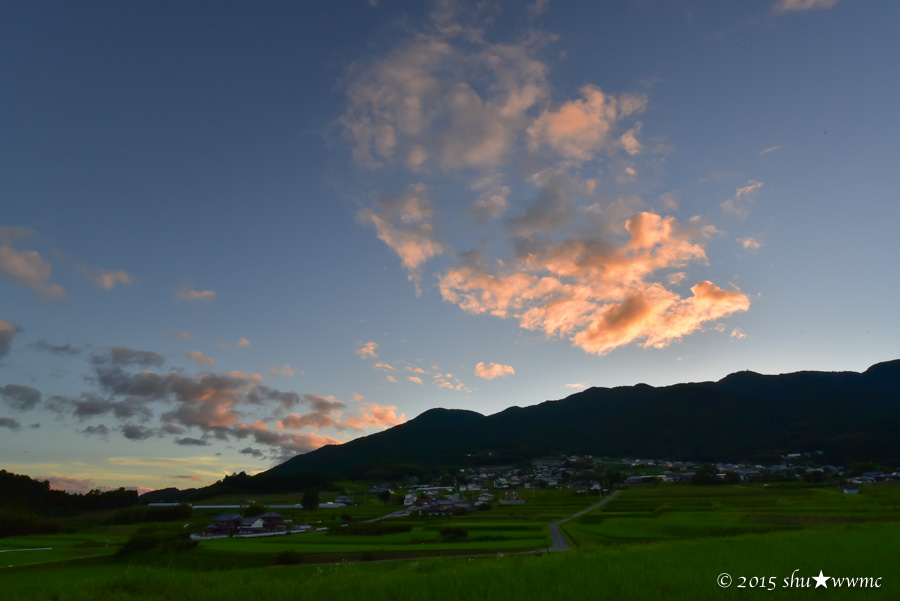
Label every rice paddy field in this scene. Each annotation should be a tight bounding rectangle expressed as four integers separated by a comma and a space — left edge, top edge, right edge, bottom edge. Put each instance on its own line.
3, 483, 898, 600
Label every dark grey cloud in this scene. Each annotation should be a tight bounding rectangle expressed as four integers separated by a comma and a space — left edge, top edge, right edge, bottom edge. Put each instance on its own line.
246, 385, 300, 410
30, 422, 40, 429
49, 392, 152, 422
32, 340, 81, 356
239, 447, 264, 458
304, 393, 346, 414
93, 346, 165, 368
0, 319, 20, 358
121, 424, 156, 440
1, 384, 42, 411
79, 424, 110, 437
174, 437, 208, 447
94, 366, 169, 399
0, 417, 22, 431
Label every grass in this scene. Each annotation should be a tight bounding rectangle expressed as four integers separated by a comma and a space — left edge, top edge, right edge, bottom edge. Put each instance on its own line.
563, 482, 900, 547
3, 523, 898, 600
2, 484, 898, 599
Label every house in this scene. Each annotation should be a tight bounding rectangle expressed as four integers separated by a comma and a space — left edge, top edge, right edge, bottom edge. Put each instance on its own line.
842, 488, 859, 495
477, 493, 494, 503
334, 495, 353, 505
499, 490, 525, 505
202, 513, 242, 536
403, 493, 418, 506
239, 512, 286, 534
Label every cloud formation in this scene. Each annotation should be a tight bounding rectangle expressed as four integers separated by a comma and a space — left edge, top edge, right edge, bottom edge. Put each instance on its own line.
440, 212, 749, 355
186, 351, 216, 368
358, 185, 445, 292
32, 340, 81, 356
355, 341, 379, 359
773, 0, 839, 13
176, 285, 217, 302
0, 226, 66, 301
342, 24, 551, 171
527, 85, 647, 162
0, 318, 19, 358
1, 384, 41, 411
0, 417, 22, 431
474, 361, 515, 379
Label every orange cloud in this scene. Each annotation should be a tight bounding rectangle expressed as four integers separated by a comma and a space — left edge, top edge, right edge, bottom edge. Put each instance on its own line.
440, 212, 749, 356
355, 340, 379, 359
97, 269, 136, 290
407, 376, 423, 384
236, 338, 251, 348
344, 403, 406, 430
527, 85, 647, 163
186, 351, 216, 368
474, 361, 515, 380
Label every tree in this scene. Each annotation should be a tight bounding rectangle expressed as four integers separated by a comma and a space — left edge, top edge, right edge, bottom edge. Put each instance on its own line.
302, 488, 319, 512
377, 489, 391, 504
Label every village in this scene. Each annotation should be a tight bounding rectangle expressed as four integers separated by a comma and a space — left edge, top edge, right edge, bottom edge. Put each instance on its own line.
188, 453, 900, 540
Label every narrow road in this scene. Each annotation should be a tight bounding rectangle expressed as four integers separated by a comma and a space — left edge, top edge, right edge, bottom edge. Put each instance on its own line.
547, 490, 619, 552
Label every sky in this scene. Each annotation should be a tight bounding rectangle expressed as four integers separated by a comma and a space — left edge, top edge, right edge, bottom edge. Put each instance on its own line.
2, 0, 898, 494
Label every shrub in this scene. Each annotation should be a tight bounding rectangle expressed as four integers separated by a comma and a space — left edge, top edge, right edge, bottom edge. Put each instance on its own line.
272, 550, 303, 565
439, 526, 468, 542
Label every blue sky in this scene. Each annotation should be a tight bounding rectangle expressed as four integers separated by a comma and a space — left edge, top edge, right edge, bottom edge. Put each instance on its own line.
2, 0, 898, 493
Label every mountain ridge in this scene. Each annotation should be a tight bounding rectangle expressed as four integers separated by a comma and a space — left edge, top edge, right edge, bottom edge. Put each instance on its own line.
264, 360, 900, 478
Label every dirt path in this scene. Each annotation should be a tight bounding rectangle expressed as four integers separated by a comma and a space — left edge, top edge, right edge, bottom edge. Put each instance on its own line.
546, 490, 619, 552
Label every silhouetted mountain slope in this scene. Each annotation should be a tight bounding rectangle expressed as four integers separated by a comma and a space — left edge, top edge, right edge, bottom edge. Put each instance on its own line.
264, 360, 900, 478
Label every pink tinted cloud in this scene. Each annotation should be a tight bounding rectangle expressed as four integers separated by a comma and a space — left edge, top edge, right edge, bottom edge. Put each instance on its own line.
440, 212, 749, 356
527, 85, 647, 163
344, 403, 406, 430
474, 361, 515, 380
40, 476, 96, 495
0, 226, 66, 301
186, 351, 216, 368
358, 186, 445, 292
355, 341, 379, 359
407, 376, 423, 384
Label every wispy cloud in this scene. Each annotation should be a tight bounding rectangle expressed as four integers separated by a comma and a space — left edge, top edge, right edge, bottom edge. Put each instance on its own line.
722, 180, 764, 218
358, 184, 445, 293
236, 338, 251, 348
175, 283, 216, 302
269, 364, 296, 378
186, 351, 216, 368
760, 145, 782, 155
773, 0, 839, 14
